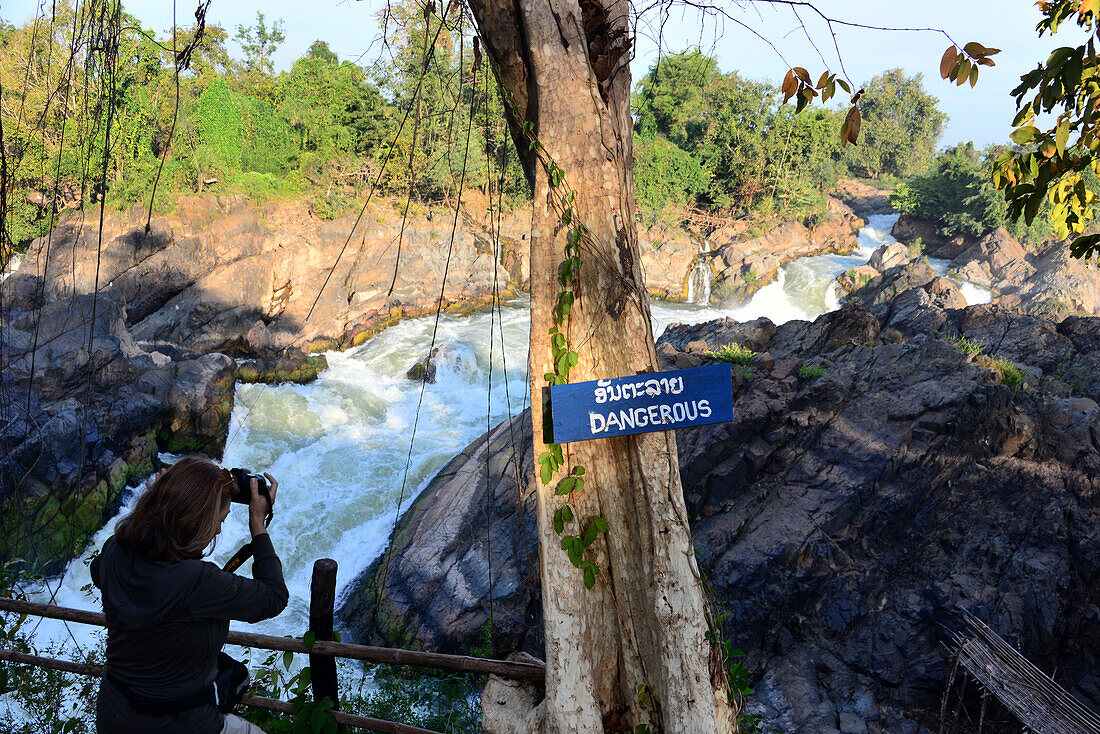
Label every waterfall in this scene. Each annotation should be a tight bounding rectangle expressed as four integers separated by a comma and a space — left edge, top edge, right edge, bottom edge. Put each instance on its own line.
686, 238, 713, 304
25, 211, 996, 662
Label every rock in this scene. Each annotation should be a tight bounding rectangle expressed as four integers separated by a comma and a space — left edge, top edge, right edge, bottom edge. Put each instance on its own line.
20, 196, 528, 358
834, 179, 893, 216
0, 288, 237, 570
868, 242, 910, 272
637, 222, 700, 302
950, 228, 1035, 288
891, 215, 967, 259
480, 652, 545, 734
703, 199, 863, 307
892, 217, 1100, 318
406, 348, 440, 383
338, 412, 539, 656
836, 265, 880, 297
342, 302, 1100, 733
238, 348, 328, 385
843, 258, 936, 306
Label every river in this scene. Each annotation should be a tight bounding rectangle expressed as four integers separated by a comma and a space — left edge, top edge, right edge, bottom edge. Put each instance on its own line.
13, 212, 990, 715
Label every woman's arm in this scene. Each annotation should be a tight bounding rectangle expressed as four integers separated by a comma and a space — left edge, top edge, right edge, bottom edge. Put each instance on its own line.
187, 533, 289, 623
188, 474, 289, 622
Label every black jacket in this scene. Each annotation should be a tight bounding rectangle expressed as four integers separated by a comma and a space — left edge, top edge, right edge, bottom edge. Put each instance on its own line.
91, 532, 288, 734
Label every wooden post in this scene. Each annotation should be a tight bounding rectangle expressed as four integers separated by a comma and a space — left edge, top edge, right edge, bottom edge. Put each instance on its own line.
310, 558, 340, 709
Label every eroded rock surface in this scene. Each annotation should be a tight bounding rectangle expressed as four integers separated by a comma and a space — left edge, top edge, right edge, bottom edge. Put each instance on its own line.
706, 197, 865, 307
343, 299, 1100, 734
0, 274, 236, 570
18, 196, 527, 360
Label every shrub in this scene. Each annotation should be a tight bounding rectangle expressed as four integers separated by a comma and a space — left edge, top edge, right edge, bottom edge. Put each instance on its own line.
991, 357, 1026, 391
708, 342, 756, 365
798, 364, 826, 380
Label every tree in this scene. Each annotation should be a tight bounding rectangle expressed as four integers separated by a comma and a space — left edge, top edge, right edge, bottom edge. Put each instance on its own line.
633, 49, 719, 147
890, 142, 1007, 238
841, 69, 946, 179
466, 3, 734, 732
994, 0, 1100, 260
233, 12, 284, 102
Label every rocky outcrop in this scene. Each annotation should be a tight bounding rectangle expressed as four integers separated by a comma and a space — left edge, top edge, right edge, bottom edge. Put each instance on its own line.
339, 413, 539, 656
343, 298, 1100, 733
0, 274, 236, 570
706, 197, 865, 307
834, 179, 893, 217
637, 221, 699, 302
837, 244, 967, 312
18, 196, 527, 363
892, 217, 1100, 318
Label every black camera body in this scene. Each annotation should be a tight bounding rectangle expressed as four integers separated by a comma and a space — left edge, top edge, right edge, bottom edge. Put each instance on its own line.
229, 468, 271, 507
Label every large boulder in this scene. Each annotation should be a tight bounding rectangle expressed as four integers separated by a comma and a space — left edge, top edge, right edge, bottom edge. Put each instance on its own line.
339, 413, 539, 656
342, 302, 1100, 733
834, 179, 893, 217
0, 276, 236, 570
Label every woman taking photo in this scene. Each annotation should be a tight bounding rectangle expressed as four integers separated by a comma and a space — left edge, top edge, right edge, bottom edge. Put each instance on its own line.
92, 456, 288, 734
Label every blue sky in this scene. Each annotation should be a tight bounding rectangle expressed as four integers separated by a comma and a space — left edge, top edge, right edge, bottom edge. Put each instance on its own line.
1, 1, 1087, 148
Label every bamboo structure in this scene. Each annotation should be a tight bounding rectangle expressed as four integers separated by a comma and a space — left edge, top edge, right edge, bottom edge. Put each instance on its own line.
949, 609, 1100, 734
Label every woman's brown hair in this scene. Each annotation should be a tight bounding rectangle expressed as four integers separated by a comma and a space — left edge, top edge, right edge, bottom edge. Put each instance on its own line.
115, 456, 235, 562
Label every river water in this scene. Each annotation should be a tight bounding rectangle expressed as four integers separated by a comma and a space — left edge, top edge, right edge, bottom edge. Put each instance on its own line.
17, 213, 990, 704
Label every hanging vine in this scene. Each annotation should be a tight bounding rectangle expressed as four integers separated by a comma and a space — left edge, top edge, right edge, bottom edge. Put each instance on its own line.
503, 89, 608, 589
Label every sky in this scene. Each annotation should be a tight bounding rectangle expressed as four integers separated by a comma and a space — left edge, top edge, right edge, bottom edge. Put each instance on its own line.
0, 0, 1089, 149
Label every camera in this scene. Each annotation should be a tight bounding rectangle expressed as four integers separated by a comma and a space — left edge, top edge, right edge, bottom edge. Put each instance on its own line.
228, 468, 271, 507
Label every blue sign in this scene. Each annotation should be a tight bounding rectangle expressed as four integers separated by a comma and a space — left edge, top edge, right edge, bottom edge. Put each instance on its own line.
549, 364, 734, 443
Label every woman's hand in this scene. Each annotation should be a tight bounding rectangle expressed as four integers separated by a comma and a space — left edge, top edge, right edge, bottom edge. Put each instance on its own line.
248, 473, 278, 537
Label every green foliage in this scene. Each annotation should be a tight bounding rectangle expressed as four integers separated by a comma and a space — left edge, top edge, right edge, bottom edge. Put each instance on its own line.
633, 134, 709, 212
991, 357, 1026, 391
0, 562, 100, 733
707, 342, 756, 365
705, 613, 766, 733
994, 1, 1100, 260
943, 332, 986, 357
841, 69, 946, 180
798, 364, 826, 380
234, 11, 285, 97
194, 76, 245, 175
937, 333, 1026, 391
889, 143, 1008, 239
633, 49, 718, 147
631, 51, 940, 221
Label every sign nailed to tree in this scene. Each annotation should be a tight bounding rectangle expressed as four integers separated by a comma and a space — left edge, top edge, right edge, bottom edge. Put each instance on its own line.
549, 364, 735, 443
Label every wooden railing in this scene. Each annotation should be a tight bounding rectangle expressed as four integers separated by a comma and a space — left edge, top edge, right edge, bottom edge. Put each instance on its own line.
0, 558, 544, 734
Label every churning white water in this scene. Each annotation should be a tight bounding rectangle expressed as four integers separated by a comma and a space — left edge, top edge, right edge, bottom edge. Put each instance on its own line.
1, 252, 23, 283
23, 212, 992, 659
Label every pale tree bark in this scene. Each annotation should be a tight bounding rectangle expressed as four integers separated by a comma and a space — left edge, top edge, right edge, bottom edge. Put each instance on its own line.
466, 2, 734, 732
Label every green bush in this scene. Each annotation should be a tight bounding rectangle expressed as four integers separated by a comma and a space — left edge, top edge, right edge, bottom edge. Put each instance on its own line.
634, 134, 710, 213
708, 342, 756, 365
991, 357, 1026, 391
798, 364, 826, 380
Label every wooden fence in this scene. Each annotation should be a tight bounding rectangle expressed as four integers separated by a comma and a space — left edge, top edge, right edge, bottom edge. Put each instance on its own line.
0, 558, 544, 734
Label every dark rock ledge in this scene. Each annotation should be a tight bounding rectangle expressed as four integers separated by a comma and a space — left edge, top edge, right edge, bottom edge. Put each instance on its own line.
1, 274, 236, 571
341, 297, 1100, 734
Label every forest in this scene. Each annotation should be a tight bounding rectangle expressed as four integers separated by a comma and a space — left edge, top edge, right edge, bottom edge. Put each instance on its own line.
0, 2, 1010, 255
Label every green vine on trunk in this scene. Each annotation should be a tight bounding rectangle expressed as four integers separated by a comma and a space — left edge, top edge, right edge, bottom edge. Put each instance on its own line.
508, 92, 607, 589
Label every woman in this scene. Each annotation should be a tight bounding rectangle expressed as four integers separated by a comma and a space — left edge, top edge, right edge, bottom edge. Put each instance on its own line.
92, 456, 288, 734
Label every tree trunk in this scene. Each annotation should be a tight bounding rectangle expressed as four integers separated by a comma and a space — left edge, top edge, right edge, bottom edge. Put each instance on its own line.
466, 2, 734, 732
